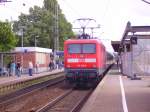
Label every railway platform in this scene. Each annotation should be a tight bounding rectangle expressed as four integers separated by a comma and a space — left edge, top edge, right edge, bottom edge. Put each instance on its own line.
80, 69, 150, 112
0, 69, 64, 86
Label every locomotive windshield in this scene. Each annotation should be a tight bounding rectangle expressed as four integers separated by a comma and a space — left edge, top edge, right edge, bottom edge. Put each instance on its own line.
68, 44, 81, 53
68, 43, 96, 54
82, 44, 96, 53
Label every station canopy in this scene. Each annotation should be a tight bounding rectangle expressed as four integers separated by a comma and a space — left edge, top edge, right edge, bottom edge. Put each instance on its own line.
111, 41, 121, 53
121, 21, 150, 44
111, 21, 150, 53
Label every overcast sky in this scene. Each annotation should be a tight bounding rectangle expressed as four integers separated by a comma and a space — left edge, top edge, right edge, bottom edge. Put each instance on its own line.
0, 0, 150, 52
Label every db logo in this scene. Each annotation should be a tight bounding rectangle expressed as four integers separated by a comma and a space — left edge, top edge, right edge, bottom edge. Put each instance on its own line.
78, 58, 85, 62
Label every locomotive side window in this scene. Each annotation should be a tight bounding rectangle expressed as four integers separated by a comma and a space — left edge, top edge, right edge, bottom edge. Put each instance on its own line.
82, 44, 96, 53
68, 44, 81, 53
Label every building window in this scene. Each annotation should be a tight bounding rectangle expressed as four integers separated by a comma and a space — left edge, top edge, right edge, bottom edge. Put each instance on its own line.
36, 53, 45, 64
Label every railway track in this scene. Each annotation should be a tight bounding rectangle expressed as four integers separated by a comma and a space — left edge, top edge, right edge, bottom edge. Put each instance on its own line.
0, 64, 112, 112
0, 74, 71, 112
36, 88, 93, 112
35, 64, 113, 112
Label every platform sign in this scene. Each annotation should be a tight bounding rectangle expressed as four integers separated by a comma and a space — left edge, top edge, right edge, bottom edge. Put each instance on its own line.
56, 51, 64, 56
130, 36, 137, 44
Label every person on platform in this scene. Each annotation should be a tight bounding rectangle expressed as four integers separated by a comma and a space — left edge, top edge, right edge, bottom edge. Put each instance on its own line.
10, 61, 16, 76
28, 61, 33, 76
56, 59, 59, 69
35, 62, 39, 74
16, 62, 21, 77
49, 60, 54, 71
7, 61, 11, 76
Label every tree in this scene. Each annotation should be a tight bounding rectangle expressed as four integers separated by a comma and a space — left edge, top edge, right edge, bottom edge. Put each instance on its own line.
59, 13, 74, 50
44, 0, 74, 50
13, 0, 74, 50
0, 21, 17, 52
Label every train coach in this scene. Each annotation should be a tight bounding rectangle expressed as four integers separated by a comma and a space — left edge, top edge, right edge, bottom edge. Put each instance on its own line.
64, 39, 106, 85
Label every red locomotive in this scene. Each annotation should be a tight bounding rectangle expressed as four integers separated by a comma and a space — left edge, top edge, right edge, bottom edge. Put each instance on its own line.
64, 39, 106, 85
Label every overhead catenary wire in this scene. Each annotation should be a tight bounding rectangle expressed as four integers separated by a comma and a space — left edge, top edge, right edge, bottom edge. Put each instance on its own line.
101, 0, 111, 23
58, 0, 112, 25
58, 0, 97, 36
141, 0, 150, 4
0, 2, 28, 21
57, 0, 118, 39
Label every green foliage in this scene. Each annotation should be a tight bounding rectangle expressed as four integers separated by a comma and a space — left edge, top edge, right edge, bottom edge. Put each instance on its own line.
0, 21, 17, 52
59, 13, 74, 50
13, 0, 74, 50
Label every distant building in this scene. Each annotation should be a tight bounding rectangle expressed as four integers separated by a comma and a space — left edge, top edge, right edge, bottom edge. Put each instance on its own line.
13, 47, 52, 73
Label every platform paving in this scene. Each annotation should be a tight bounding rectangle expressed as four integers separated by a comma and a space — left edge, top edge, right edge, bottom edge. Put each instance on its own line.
123, 75, 150, 112
80, 69, 150, 112
0, 69, 64, 86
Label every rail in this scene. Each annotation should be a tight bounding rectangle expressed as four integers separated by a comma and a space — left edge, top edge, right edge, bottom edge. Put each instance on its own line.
36, 88, 93, 112
36, 89, 73, 112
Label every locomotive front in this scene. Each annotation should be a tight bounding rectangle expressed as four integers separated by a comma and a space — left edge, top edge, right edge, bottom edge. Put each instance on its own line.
64, 39, 106, 84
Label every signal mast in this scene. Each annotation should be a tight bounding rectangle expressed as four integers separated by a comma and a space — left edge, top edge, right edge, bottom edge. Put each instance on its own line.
73, 18, 100, 39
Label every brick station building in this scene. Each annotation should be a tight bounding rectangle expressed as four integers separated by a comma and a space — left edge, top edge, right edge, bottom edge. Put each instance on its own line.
13, 47, 52, 73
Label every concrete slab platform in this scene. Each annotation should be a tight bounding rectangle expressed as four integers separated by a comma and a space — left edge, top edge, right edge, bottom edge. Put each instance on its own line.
0, 69, 64, 86
80, 69, 150, 112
